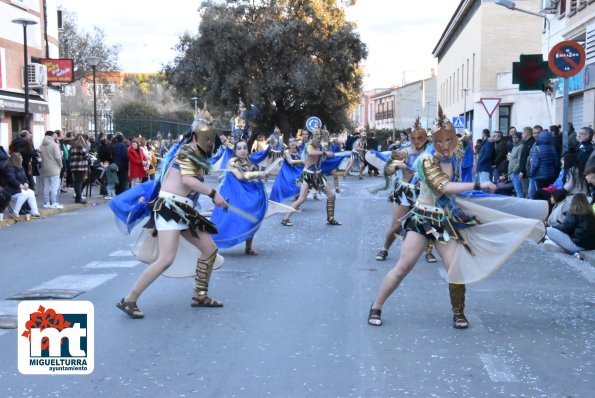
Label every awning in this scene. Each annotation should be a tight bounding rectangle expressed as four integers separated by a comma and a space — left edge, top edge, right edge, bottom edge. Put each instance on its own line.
0, 90, 49, 114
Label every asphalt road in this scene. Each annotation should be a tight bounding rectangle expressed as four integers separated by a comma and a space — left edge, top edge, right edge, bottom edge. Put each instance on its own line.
0, 176, 593, 397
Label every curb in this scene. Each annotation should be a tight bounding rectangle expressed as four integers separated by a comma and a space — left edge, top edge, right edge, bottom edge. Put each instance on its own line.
0, 200, 105, 229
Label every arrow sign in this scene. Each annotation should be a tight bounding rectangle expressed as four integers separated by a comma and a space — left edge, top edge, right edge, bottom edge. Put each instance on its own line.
452, 116, 465, 129
480, 98, 501, 117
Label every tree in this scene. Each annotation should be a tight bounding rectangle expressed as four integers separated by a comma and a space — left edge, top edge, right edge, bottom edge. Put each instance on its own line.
113, 101, 160, 137
163, 0, 367, 137
59, 9, 121, 81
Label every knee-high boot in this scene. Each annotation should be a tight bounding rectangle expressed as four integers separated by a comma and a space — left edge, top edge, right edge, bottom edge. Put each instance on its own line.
326, 199, 341, 225
449, 283, 469, 328
333, 176, 340, 192
192, 249, 223, 307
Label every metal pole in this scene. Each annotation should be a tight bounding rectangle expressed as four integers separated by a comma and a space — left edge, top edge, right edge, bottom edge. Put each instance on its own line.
488, 116, 492, 133
92, 65, 98, 139
562, 77, 569, 154
462, 88, 469, 129
22, 25, 31, 131
426, 101, 430, 130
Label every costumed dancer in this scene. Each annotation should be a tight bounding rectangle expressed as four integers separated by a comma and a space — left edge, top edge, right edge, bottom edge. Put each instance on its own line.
375, 118, 437, 264
266, 127, 285, 175
211, 140, 268, 255
116, 115, 229, 319
343, 130, 367, 179
281, 127, 341, 226
368, 106, 546, 328
320, 130, 345, 193
270, 137, 305, 203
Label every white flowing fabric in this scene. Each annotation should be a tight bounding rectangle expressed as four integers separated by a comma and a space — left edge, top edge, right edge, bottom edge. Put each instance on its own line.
445, 198, 547, 284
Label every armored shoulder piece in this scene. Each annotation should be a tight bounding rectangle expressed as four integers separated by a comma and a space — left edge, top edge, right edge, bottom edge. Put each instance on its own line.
422, 154, 450, 194
175, 143, 210, 177
228, 157, 259, 179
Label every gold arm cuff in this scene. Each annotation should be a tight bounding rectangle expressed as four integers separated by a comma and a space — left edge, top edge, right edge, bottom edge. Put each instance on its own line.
423, 157, 451, 194
243, 171, 261, 179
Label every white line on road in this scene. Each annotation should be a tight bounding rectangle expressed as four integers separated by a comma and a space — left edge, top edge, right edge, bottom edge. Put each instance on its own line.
478, 353, 519, 382
30, 274, 118, 291
109, 250, 134, 257
84, 260, 140, 269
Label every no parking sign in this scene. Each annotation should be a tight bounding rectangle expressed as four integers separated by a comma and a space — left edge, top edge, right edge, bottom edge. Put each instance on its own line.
548, 41, 586, 78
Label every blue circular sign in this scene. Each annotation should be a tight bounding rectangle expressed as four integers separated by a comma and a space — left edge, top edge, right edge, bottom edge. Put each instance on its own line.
306, 116, 322, 132
548, 40, 586, 78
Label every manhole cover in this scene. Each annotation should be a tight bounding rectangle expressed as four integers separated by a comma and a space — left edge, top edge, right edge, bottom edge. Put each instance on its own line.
0, 315, 18, 329
7, 289, 83, 300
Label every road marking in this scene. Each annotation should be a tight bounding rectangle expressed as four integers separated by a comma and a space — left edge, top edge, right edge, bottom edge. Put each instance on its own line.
478, 354, 519, 382
30, 274, 117, 291
109, 250, 133, 257
84, 260, 140, 269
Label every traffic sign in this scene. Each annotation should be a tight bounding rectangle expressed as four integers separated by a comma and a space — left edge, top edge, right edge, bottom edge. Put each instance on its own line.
306, 116, 322, 132
480, 98, 501, 117
512, 54, 553, 91
452, 116, 465, 129
548, 41, 586, 78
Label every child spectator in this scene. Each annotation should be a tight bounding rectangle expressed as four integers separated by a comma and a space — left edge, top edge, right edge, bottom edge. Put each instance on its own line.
544, 193, 595, 259
104, 161, 119, 199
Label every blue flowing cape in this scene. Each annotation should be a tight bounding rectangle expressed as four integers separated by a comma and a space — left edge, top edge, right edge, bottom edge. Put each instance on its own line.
209, 145, 225, 165
219, 146, 234, 170
269, 159, 303, 202
321, 152, 350, 175
249, 146, 271, 165
211, 173, 268, 249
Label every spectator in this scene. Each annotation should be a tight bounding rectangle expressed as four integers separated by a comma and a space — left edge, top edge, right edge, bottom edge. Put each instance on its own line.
547, 189, 569, 227
528, 130, 560, 199
0, 153, 42, 220
40, 131, 63, 209
128, 138, 148, 187
544, 193, 595, 259
576, 127, 593, 171
69, 134, 90, 204
476, 129, 495, 183
493, 131, 508, 180
102, 161, 118, 199
146, 140, 158, 181
549, 125, 562, 157
507, 131, 524, 197
111, 134, 129, 194
519, 126, 536, 198
10, 129, 37, 189
0, 145, 8, 168
97, 135, 112, 163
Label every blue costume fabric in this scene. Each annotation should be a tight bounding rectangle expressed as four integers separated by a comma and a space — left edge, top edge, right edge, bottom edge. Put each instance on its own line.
209, 145, 225, 165
320, 152, 350, 175
219, 146, 234, 170
249, 146, 271, 165
211, 172, 268, 249
461, 143, 474, 182
269, 152, 303, 202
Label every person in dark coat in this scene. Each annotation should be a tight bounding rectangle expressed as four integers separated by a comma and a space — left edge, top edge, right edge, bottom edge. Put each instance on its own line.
0, 153, 41, 219
528, 130, 559, 198
10, 129, 37, 189
519, 126, 536, 197
111, 134, 129, 194
576, 127, 593, 171
476, 129, 495, 183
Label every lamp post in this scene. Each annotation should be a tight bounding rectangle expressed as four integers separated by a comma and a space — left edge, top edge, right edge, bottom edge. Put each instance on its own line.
85, 56, 101, 139
426, 101, 430, 130
12, 18, 38, 131
461, 88, 470, 130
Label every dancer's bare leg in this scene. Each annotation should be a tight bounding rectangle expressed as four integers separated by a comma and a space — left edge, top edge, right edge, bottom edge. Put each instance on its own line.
370, 232, 428, 322
382, 205, 408, 251
283, 183, 309, 223
126, 230, 181, 303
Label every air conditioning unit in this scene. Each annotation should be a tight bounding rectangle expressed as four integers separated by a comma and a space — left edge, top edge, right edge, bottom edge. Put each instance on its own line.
22, 63, 48, 88
541, 0, 559, 13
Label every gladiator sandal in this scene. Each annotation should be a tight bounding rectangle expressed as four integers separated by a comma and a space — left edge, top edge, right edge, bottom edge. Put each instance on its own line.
116, 298, 144, 319
425, 243, 437, 263
326, 199, 342, 225
191, 250, 224, 307
334, 176, 340, 193
449, 283, 468, 329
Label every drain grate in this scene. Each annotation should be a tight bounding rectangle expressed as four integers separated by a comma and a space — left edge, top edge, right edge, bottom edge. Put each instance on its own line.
7, 289, 83, 300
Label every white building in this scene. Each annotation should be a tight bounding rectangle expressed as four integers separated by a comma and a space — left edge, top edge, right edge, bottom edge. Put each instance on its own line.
0, 0, 61, 149
433, 0, 550, 134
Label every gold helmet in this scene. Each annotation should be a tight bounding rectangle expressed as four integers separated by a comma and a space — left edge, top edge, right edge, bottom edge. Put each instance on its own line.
431, 105, 457, 158
410, 116, 428, 151
191, 108, 216, 156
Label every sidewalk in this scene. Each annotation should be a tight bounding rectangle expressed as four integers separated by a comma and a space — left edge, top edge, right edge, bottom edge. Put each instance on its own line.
0, 186, 107, 229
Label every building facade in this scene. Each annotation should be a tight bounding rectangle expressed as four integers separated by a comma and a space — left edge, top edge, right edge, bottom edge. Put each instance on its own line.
547, 0, 595, 130
433, 0, 549, 134
0, 0, 61, 149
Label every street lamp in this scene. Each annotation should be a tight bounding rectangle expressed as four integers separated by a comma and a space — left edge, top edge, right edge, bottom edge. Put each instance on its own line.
86, 56, 101, 139
461, 88, 470, 130
12, 18, 38, 131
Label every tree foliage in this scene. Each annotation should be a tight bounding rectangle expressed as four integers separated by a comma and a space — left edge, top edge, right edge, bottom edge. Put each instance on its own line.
59, 9, 121, 81
164, 0, 367, 135
113, 101, 160, 136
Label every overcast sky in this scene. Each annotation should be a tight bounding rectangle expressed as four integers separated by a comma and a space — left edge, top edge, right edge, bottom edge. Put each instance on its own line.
56, 0, 460, 90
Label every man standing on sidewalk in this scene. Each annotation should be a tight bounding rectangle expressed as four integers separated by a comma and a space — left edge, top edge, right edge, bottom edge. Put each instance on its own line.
40, 131, 64, 209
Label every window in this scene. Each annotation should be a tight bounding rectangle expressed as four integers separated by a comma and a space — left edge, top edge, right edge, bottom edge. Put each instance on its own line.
498, 105, 511, 132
